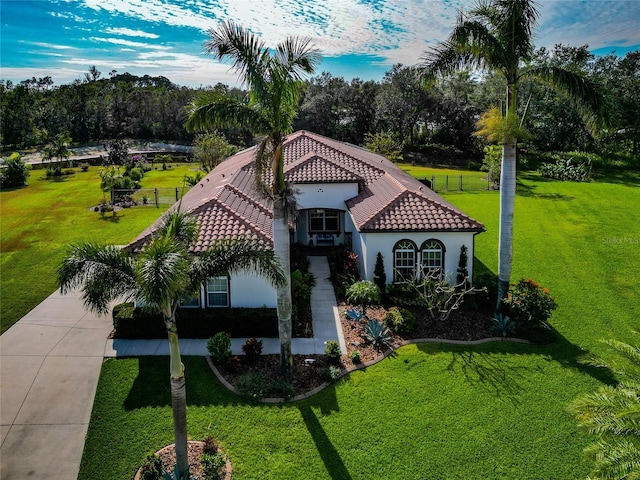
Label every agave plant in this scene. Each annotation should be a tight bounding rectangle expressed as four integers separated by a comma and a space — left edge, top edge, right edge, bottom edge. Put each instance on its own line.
490, 313, 516, 337
363, 319, 392, 350
345, 306, 364, 322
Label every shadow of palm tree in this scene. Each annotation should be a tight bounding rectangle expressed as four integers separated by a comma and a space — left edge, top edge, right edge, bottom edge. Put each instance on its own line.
297, 384, 352, 480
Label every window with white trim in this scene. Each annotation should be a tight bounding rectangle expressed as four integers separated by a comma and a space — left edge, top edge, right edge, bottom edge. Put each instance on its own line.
206, 277, 229, 307
421, 239, 445, 278
179, 294, 200, 308
393, 240, 416, 282
309, 209, 340, 233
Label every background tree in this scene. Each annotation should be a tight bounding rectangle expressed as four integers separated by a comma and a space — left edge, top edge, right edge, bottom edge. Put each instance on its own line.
193, 131, 238, 172
185, 20, 320, 374
43, 131, 72, 172
420, 0, 603, 312
57, 210, 284, 478
363, 131, 403, 163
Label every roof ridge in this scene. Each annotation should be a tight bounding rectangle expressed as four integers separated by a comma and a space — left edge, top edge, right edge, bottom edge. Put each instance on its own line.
223, 182, 272, 217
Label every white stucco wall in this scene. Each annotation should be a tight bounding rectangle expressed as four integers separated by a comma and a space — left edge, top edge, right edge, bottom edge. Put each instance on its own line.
294, 183, 359, 210
230, 271, 277, 308
360, 231, 477, 285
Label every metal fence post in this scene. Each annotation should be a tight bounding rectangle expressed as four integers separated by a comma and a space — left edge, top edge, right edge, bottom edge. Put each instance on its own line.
154, 188, 159, 207
445, 175, 449, 191
431, 175, 435, 191
459, 175, 463, 191
175, 187, 179, 201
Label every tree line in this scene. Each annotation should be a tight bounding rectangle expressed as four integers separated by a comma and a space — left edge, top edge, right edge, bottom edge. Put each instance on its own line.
1, 45, 638, 162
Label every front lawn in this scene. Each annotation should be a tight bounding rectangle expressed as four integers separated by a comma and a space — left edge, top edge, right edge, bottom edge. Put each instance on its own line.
80, 170, 640, 479
0, 164, 197, 333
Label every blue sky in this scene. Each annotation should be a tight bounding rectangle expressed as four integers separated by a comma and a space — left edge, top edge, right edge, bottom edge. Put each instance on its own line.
1, 0, 639, 88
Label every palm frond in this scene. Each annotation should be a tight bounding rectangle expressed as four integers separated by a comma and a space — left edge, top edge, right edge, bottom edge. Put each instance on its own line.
156, 209, 199, 248
192, 238, 286, 288
57, 243, 137, 315
585, 438, 640, 480
273, 36, 321, 81
136, 237, 192, 317
524, 64, 607, 132
203, 20, 269, 101
491, 0, 539, 62
185, 91, 270, 133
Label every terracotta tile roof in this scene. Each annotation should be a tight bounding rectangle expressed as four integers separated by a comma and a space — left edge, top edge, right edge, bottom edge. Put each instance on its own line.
127, 130, 483, 251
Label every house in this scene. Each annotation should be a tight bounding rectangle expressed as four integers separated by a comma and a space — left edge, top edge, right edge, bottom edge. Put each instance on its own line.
128, 130, 484, 309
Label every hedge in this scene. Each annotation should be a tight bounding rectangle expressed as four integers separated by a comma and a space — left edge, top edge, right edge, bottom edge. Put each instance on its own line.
112, 303, 278, 339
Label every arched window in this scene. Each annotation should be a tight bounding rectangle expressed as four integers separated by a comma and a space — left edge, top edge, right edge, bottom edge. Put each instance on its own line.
393, 240, 417, 282
420, 239, 445, 279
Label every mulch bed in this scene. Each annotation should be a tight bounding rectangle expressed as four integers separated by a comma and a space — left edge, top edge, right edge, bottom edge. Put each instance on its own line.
214, 303, 497, 399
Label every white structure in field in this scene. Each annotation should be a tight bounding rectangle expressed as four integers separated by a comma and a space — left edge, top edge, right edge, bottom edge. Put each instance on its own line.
129, 131, 484, 308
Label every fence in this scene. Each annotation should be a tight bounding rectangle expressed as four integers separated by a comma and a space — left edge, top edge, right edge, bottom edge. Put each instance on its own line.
111, 187, 185, 207
421, 174, 494, 193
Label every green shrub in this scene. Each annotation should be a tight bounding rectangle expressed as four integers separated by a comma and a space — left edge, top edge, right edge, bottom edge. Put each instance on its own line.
128, 167, 144, 182
346, 280, 380, 312
324, 365, 342, 382
349, 350, 361, 364
201, 452, 226, 480
291, 269, 315, 321
80, 163, 90, 172
481, 145, 501, 186
185, 170, 205, 187
207, 332, 232, 364
538, 156, 592, 181
327, 248, 360, 297
363, 319, 392, 350
387, 282, 421, 307
139, 453, 164, 480
268, 379, 295, 399
324, 340, 342, 364
384, 306, 416, 334
242, 337, 263, 363
503, 278, 558, 327
236, 372, 268, 399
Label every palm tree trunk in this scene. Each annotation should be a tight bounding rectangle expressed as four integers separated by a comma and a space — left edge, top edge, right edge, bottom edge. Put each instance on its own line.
496, 141, 516, 313
166, 321, 189, 477
273, 195, 293, 374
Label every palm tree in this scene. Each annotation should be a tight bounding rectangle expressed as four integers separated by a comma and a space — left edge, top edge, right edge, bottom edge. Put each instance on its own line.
569, 337, 640, 480
185, 20, 320, 374
43, 132, 72, 171
419, 0, 603, 312
57, 209, 285, 478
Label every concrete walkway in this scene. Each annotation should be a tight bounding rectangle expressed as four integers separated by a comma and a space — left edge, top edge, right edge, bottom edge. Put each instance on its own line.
0, 256, 342, 479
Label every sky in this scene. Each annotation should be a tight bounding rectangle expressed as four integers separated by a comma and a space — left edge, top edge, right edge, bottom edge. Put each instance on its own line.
1, 0, 639, 88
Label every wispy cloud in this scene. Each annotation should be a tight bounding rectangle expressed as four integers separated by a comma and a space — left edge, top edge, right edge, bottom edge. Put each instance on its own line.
105, 27, 159, 39
89, 36, 168, 49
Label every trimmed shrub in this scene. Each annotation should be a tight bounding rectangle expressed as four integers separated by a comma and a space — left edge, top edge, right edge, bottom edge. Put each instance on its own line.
128, 166, 144, 182
349, 350, 361, 364
268, 379, 295, 399
324, 366, 342, 382
201, 452, 226, 480
236, 372, 268, 399
291, 269, 315, 322
207, 332, 231, 364
112, 304, 278, 339
373, 252, 387, 297
324, 340, 342, 365
384, 306, 416, 334
242, 337, 263, 363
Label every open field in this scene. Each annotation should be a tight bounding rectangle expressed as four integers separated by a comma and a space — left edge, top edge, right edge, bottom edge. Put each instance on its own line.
0, 164, 198, 333
79, 170, 640, 479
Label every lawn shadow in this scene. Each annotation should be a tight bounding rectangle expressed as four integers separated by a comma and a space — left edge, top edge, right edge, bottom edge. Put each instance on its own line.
516, 173, 575, 201
124, 356, 246, 410
297, 383, 352, 480
99, 212, 122, 223
593, 168, 640, 187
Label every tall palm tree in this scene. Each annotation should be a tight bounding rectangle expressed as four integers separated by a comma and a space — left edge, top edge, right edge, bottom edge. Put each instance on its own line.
57, 209, 285, 478
419, 0, 603, 312
185, 20, 320, 374
569, 337, 640, 480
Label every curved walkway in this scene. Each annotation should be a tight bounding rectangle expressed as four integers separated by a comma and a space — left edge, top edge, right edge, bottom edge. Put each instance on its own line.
0, 257, 343, 479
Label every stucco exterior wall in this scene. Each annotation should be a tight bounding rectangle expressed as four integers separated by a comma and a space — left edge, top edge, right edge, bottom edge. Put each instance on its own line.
230, 271, 277, 308
294, 183, 359, 210
360, 231, 477, 285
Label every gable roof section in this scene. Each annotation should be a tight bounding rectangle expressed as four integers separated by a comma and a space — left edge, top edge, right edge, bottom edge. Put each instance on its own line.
127, 130, 483, 252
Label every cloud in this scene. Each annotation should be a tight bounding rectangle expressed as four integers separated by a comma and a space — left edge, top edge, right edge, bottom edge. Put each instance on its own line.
105, 27, 159, 39
30, 42, 75, 50
89, 36, 169, 49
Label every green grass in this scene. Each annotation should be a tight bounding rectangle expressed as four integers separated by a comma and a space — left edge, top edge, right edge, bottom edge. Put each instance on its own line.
397, 163, 490, 191
0, 164, 197, 332
80, 169, 640, 479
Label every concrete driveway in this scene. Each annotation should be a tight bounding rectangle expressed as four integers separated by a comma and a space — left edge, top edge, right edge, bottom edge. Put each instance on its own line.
0, 289, 112, 480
